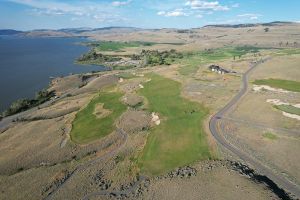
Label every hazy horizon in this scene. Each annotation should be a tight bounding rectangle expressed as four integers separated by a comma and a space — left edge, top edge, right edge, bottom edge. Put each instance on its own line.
1, 0, 300, 31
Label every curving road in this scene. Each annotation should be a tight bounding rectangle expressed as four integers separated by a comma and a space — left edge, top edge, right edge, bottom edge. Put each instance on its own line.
209, 58, 300, 198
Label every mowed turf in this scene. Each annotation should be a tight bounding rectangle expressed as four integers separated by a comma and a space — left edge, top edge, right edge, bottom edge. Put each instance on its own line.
274, 105, 300, 115
138, 73, 211, 175
71, 91, 126, 144
253, 79, 300, 92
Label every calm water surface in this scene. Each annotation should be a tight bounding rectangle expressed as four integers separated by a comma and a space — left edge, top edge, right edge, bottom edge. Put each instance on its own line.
0, 36, 106, 112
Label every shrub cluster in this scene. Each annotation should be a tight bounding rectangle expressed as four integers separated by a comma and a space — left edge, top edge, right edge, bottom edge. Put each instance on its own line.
2, 89, 55, 117
132, 49, 183, 66
77, 50, 121, 63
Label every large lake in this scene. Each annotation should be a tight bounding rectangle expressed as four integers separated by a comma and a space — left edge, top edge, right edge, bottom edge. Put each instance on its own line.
0, 36, 106, 112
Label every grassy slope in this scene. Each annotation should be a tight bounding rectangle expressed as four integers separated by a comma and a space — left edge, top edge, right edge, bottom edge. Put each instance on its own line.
138, 73, 211, 175
274, 105, 300, 115
253, 79, 300, 92
71, 91, 127, 144
178, 46, 262, 76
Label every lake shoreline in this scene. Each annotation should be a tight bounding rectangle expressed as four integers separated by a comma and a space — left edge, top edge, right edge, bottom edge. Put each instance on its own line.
0, 36, 106, 112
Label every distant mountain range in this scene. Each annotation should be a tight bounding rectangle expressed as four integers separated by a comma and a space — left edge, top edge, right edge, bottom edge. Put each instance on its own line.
0, 29, 24, 35
203, 21, 295, 28
0, 22, 298, 37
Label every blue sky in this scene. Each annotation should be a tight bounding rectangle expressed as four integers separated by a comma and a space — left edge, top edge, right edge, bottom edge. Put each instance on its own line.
0, 0, 300, 30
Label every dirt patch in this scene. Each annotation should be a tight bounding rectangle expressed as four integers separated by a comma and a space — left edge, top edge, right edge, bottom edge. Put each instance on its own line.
118, 110, 151, 134
93, 103, 112, 119
119, 78, 145, 93
122, 94, 143, 107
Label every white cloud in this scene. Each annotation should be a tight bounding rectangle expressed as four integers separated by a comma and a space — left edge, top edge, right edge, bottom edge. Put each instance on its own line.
185, 0, 229, 11
112, 0, 132, 7
238, 13, 262, 20
8, 0, 126, 24
196, 14, 203, 18
157, 11, 166, 16
157, 9, 188, 17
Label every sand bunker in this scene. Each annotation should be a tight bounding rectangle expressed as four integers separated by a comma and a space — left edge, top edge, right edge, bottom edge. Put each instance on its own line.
266, 99, 300, 120
282, 112, 300, 120
294, 104, 300, 108
266, 99, 289, 106
266, 99, 300, 108
139, 84, 144, 89
253, 85, 289, 93
93, 103, 112, 119
151, 112, 160, 125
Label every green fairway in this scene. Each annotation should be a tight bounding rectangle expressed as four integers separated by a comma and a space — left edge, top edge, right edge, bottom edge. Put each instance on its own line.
274, 105, 300, 115
71, 91, 127, 144
253, 79, 300, 92
138, 73, 211, 175
178, 46, 264, 76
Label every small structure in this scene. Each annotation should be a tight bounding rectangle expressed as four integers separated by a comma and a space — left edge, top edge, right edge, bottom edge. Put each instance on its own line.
208, 65, 235, 74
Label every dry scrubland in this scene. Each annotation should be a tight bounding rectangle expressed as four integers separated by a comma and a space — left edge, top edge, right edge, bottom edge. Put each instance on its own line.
227, 54, 300, 186
1, 22, 300, 200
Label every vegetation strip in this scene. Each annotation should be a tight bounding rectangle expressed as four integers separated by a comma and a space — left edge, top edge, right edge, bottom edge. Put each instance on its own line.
138, 73, 211, 175
253, 79, 300, 92
263, 132, 278, 140
1, 89, 54, 117
71, 91, 126, 144
274, 105, 300, 115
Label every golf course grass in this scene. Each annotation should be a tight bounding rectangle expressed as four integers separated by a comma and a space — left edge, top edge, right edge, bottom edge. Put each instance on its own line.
274, 105, 300, 115
178, 46, 263, 76
138, 73, 211, 175
71, 91, 126, 144
253, 79, 300, 92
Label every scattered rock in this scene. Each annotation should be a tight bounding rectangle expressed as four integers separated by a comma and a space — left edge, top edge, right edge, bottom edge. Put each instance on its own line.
92, 170, 112, 191
162, 166, 197, 179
